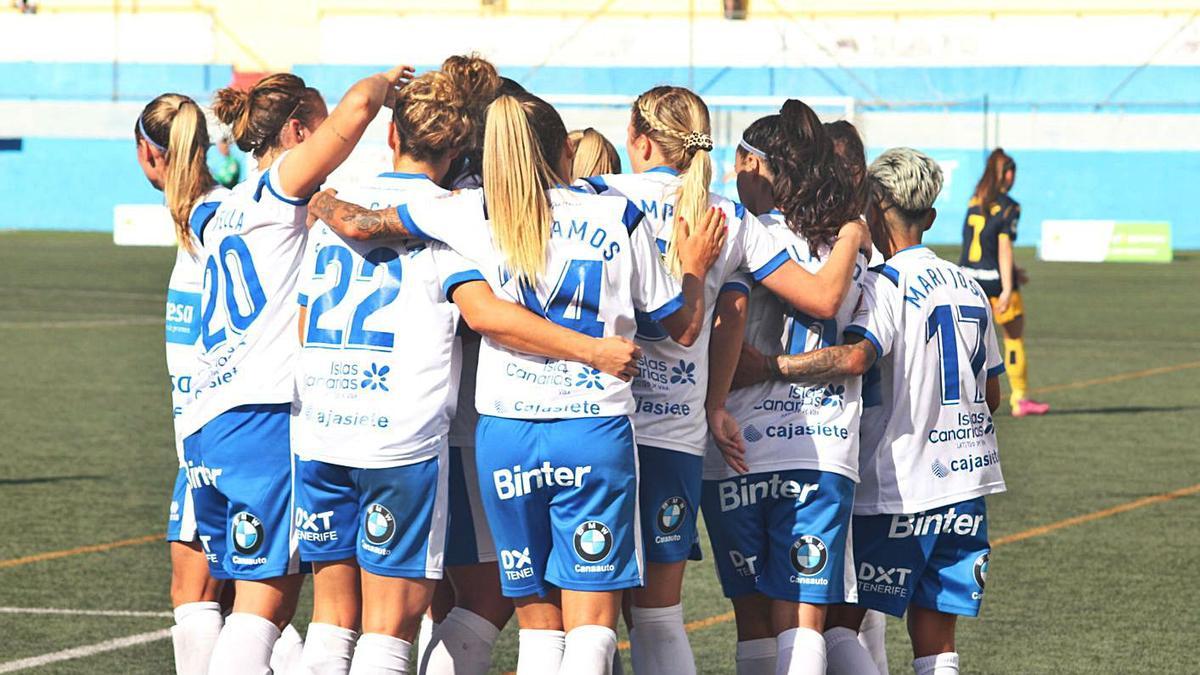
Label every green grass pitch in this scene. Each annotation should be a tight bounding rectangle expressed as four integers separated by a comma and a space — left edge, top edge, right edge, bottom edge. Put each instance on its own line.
0, 232, 1197, 673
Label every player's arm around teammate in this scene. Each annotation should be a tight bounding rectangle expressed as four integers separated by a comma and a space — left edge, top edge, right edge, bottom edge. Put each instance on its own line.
134, 93, 235, 675
388, 92, 721, 675
755, 149, 1005, 675
174, 66, 408, 675
700, 101, 870, 675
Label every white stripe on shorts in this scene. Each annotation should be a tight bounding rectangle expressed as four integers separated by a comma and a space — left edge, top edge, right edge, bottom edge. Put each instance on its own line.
424, 440, 450, 579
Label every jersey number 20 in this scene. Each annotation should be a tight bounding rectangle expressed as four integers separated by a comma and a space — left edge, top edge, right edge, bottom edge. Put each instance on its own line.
201, 235, 266, 352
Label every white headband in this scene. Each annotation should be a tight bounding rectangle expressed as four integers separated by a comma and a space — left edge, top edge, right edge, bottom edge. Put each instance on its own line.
738, 138, 767, 159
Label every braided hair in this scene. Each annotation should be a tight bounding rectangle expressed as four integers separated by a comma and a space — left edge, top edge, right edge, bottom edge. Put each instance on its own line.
632, 86, 714, 276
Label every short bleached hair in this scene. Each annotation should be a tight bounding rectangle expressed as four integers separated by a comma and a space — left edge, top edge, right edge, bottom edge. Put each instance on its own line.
868, 147, 943, 214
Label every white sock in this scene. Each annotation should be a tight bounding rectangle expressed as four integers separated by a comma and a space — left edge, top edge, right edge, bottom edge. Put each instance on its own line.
416, 615, 438, 673
298, 623, 359, 675
912, 652, 959, 675
560, 625, 617, 675
422, 607, 499, 675
271, 624, 305, 675
207, 612, 280, 675
859, 611, 889, 674
629, 604, 694, 675
350, 633, 413, 675
735, 638, 777, 675
774, 627, 825, 675
171, 601, 223, 675
825, 626, 880, 675
516, 629, 565, 675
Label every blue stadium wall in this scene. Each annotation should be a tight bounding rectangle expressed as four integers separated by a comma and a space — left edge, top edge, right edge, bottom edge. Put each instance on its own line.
2, 62, 1198, 248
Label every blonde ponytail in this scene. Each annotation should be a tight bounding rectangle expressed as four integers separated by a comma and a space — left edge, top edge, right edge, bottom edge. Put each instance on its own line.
633, 87, 714, 276
138, 94, 215, 254
568, 128, 621, 180
482, 94, 567, 282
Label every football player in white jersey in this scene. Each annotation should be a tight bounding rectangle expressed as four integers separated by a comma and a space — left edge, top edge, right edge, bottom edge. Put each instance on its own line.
307, 90, 726, 675
825, 118, 891, 675
704, 101, 869, 675
134, 93, 232, 675
415, 54, 520, 675
175, 66, 414, 674
749, 148, 1006, 675
574, 87, 870, 675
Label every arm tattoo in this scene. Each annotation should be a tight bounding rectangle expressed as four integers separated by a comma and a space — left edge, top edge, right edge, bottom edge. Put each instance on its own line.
309, 192, 409, 240
775, 342, 872, 382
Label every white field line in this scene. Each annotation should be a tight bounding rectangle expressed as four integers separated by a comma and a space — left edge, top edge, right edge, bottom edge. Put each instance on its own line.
0, 629, 170, 673
0, 606, 172, 618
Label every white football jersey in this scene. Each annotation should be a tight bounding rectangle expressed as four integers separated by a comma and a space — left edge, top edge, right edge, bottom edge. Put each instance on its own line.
399, 186, 683, 419
847, 245, 1007, 515
705, 212, 868, 481
292, 172, 472, 468
177, 153, 309, 438
165, 187, 231, 463
577, 169, 789, 455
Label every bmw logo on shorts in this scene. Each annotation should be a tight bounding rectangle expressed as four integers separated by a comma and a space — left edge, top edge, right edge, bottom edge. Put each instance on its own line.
789, 535, 828, 576
973, 552, 989, 589
573, 520, 614, 563
657, 497, 687, 534
363, 504, 396, 546
231, 512, 264, 555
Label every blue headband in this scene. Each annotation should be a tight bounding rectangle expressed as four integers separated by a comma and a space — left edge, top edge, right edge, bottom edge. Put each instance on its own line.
138, 115, 167, 153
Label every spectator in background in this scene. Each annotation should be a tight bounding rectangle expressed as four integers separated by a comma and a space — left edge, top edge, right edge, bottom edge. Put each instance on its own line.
211, 137, 240, 188
14, 0, 38, 14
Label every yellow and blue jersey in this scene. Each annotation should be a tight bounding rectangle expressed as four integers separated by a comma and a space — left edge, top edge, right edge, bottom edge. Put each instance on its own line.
959, 193, 1020, 298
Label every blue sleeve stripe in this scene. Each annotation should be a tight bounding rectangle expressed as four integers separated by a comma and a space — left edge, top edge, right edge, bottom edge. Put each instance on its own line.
442, 270, 486, 300
987, 363, 1007, 378
733, 202, 746, 219
297, 293, 309, 307
844, 325, 883, 365
719, 281, 750, 296
582, 175, 608, 193
646, 292, 685, 322
867, 264, 902, 287
750, 250, 790, 282
258, 172, 310, 206
396, 204, 432, 240
622, 199, 645, 233
190, 201, 220, 245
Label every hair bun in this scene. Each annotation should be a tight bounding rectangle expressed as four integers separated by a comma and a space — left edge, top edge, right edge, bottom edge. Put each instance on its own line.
683, 131, 713, 152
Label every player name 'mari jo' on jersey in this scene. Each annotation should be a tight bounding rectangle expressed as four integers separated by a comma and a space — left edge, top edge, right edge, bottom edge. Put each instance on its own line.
708, 212, 868, 481
293, 172, 468, 469
177, 153, 310, 440
396, 185, 683, 420
576, 168, 790, 456
847, 245, 1008, 516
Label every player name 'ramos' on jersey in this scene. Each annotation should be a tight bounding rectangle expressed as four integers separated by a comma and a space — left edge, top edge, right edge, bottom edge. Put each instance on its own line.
396, 186, 683, 420
847, 245, 1007, 515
